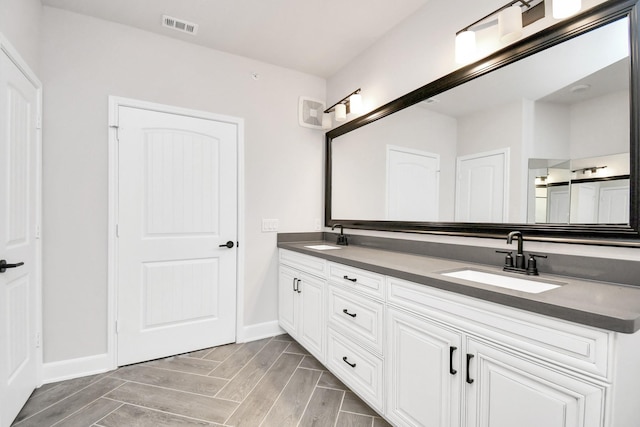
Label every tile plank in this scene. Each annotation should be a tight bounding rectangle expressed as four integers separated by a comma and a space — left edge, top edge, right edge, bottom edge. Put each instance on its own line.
142, 355, 220, 376
336, 412, 375, 427
53, 398, 122, 427
13, 378, 125, 427
13, 374, 108, 423
203, 343, 243, 362
317, 371, 349, 391
373, 416, 394, 427
341, 391, 379, 417
215, 340, 290, 402
99, 404, 223, 427
208, 338, 271, 379
105, 382, 237, 424
298, 387, 344, 427
225, 353, 303, 426
110, 365, 227, 397
284, 341, 310, 355
299, 355, 326, 371
261, 367, 321, 427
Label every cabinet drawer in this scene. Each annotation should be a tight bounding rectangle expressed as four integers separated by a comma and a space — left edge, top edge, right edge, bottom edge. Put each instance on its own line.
387, 277, 611, 379
328, 262, 384, 299
280, 249, 327, 277
328, 285, 384, 354
327, 328, 384, 412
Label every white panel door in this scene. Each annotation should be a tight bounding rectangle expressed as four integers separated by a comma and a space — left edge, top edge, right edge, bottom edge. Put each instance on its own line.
547, 185, 570, 224
0, 49, 39, 426
598, 182, 629, 223
570, 183, 598, 224
117, 106, 237, 366
455, 149, 508, 222
387, 146, 440, 221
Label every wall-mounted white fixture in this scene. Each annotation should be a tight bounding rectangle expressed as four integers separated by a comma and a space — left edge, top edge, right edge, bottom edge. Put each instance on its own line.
455, 0, 557, 65
323, 88, 363, 128
553, 0, 582, 19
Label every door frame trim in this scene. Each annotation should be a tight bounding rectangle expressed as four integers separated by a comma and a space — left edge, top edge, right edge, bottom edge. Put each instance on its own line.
107, 96, 245, 369
0, 32, 44, 387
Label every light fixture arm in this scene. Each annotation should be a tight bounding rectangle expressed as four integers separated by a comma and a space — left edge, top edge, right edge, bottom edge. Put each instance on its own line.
456, 0, 531, 34
324, 88, 362, 114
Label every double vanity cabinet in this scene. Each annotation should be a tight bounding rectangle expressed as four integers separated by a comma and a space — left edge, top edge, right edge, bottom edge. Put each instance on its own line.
278, 243, 640, 427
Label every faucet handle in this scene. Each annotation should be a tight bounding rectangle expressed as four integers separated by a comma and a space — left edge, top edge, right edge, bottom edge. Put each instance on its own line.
526, 254, 547, 275
495, 250, 513, 268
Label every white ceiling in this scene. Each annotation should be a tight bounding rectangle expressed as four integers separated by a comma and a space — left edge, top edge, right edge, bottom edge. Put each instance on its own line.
40, 0, 431, 78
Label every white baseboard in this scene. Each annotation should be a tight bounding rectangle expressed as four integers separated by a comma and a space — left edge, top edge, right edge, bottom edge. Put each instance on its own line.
42, 353, 113, 384
238, 320, 285, 343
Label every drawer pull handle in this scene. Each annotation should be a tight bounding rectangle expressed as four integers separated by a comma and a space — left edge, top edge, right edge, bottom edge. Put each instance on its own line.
342, 356, 356, 368
296, 279, 302, 294
343, 275, 357, 282
449, 346, 457, 375
342, 309, 357, 318
466, 354, 474, 384
292, 278, 298, 292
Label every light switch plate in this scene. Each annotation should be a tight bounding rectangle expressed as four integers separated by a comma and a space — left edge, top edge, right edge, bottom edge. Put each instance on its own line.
262, 219, 279, 232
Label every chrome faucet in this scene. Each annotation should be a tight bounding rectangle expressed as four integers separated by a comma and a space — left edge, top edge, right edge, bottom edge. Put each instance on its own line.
498, 231, 547, 275
332, 224, 348, 246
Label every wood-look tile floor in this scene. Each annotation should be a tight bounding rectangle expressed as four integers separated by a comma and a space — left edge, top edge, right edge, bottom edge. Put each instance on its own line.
12, 334, 393, 427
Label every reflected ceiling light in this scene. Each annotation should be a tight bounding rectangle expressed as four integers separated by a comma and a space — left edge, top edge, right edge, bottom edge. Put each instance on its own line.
324, 88, 362, 123
455, 0, 549, 65
553, 0, 581, 19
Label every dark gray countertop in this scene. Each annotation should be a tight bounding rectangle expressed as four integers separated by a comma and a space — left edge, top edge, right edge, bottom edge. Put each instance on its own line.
278, 240, 640, 334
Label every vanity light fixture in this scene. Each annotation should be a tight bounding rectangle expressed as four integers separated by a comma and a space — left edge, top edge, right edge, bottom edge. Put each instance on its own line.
572, 166, 607, 176
455, 0, 550, 64
324, 88, 363, 125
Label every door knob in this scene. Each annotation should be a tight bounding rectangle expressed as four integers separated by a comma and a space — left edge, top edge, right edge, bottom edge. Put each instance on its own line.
219, 241, 235, 249
0, 260, 25, 273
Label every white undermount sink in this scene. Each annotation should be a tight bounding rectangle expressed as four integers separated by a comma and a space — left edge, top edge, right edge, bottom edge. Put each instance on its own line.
442, 269, 562, 294
304, 244, 342, 251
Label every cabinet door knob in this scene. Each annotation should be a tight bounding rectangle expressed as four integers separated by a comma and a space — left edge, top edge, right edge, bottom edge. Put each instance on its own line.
342, 309, 357, 318
342, 356, 356, 368
466, 354, 475, 384
449, 346, 457, 375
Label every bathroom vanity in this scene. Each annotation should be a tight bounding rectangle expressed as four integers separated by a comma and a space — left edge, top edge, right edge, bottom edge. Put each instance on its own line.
277, 237, 640, 427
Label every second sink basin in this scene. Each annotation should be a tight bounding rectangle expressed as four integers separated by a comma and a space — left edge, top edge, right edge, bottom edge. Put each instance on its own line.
304, 244, 342, 251
442, 269, 562, 294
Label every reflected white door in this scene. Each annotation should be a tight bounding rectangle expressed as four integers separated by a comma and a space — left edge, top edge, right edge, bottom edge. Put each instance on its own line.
0, 48, 40, 426
387, 146, 439, 221
117, 106, 238, 366
455, 149, 509, 222
547, 186, 570, 223
570, 183, 598, 224
599, 183, 629, 223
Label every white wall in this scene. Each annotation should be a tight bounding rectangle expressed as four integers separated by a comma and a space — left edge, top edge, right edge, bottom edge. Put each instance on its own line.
0, 0, 41, 72
40, 7, 325, 364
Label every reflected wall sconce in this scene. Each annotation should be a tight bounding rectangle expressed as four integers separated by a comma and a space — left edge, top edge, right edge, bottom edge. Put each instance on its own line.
323, 88, 363, 128
455, 0, 576, 64
572, 166, 607, 176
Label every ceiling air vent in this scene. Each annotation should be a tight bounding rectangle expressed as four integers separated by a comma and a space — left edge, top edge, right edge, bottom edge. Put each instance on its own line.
162, 15, 199, 35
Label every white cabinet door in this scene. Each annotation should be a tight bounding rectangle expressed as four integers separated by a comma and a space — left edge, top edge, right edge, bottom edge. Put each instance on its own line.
386, 308, 462, 427
297, 272, 325, 361
277, 265, 325, 362
278, 265, 298, 336
465, 338, 605, 427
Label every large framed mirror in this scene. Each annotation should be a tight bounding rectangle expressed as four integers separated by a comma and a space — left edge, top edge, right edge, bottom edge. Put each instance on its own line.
325, 0, 640, 246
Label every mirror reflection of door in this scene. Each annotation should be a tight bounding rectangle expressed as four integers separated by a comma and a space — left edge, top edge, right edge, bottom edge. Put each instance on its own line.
386, 146, 440, 221
547, 185, 570, 223
598, 182, 629, 223
455, 148, 509, 222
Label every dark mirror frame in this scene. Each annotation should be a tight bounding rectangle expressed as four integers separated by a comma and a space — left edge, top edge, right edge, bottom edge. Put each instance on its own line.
325, 0, 640, 247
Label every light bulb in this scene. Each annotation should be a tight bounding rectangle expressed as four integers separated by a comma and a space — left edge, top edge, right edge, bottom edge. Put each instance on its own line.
455, 31, 476, 64
499, 4, 523, 43
334, 104, 347, 121
349, 93, 363, 115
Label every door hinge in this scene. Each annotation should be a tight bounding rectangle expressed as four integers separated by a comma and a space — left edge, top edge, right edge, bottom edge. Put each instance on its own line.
35, 332, 41, 348
35, 225, 41, 239
110, 125, 119, 141
36, 116, 42, 130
